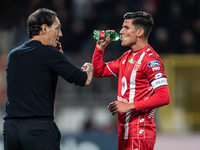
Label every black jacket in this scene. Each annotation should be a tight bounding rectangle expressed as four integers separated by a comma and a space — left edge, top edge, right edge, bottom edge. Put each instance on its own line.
4, 40, 87, 119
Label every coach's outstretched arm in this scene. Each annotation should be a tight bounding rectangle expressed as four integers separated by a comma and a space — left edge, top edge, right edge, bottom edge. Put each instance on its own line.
81, 62, 94, 85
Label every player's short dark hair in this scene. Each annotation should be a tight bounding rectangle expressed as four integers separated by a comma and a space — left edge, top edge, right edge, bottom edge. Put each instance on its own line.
27, 8, 57, 39
124, 11, 154, 38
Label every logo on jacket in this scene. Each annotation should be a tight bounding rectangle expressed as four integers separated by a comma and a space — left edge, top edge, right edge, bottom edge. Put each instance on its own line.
147, 60, 160, 67
128, 58, 135, 64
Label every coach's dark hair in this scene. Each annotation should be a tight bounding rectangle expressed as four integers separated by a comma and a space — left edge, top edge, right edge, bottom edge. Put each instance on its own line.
124, 11, 154, 38
27, 8, 57, 39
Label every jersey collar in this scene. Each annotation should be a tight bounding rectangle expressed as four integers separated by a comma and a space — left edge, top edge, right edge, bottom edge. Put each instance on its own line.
132, 45, 151, 54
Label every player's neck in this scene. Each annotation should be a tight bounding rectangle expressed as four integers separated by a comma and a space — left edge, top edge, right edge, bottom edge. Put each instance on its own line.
131, 39, 148, 52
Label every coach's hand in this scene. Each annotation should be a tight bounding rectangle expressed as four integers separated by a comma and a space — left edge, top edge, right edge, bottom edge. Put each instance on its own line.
56, 42, 64, 53
81, 62, 93, 86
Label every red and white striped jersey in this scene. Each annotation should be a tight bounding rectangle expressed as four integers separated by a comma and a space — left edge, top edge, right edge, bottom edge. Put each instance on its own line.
92, 45, 169, 139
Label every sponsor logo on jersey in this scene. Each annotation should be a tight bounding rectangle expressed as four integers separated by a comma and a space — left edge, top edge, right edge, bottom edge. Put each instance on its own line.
128, 58, 135, 64
147, 60, 161, 67
134, 62, 141, 70
122, 59, 126, 64
117, 96, 128, 103
148, 108, 156, 119
155, 72, 162, 79
140, 118, 145, 122
139, 129, 144, 134
146, 48, 153, 56
148, 86, 153, 91
152, 66, 160, 72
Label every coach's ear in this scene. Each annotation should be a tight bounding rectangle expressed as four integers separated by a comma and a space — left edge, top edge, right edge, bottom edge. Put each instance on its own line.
41, 24, 48, 35
137, 28, 144, 38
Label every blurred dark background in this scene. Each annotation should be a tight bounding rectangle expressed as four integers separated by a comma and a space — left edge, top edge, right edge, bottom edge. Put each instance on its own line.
0, 0, 200, 56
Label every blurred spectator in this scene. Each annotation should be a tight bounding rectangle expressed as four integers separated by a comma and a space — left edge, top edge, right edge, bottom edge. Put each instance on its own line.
63, 19, 88, 53
1, 0, 200, 55
167, 1, 184, 53
142, 0, 159, 16
193, 18, 200, 53
181, 29, 196, 53
152, 27, 171, 54
14, 18, 29, 48
52, 0, 70, 23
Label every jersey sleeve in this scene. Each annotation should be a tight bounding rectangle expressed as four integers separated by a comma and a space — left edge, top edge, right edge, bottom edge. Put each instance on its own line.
46, 47, 87, 86
144, 54, 168, 90
134, 51, 170, 110
134, 85, 170, 110
92, 46, 121, 77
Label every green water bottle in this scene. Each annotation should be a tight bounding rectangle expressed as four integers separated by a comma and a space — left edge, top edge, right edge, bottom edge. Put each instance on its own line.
93, 30, 121, 41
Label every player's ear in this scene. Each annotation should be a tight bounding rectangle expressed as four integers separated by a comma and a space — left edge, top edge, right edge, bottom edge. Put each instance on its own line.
137, 28, 144, 38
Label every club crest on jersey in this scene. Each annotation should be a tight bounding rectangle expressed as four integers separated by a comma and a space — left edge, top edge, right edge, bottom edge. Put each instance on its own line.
128, 58, 135, 64
147, 60, 161, 67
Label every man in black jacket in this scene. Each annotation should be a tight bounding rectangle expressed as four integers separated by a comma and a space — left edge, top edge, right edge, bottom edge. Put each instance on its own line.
3, 8, 93, 150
